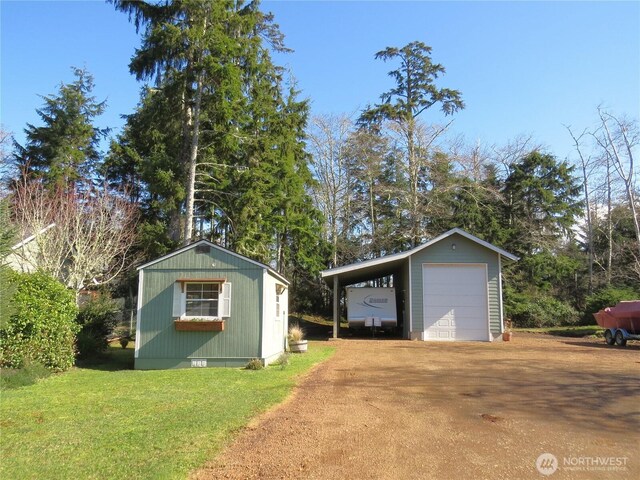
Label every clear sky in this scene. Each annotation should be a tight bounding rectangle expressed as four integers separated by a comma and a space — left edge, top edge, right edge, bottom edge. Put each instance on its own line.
1, 0, 639, 162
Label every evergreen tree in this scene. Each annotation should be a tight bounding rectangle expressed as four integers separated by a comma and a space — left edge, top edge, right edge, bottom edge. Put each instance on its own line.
499, 151, 584, 323
104, 87, 185, 254
14, 68, 106, 188
110, 0, 327, 304
502, 151, 583, 258
112, 0, 288, 245
359, 41, 464, 246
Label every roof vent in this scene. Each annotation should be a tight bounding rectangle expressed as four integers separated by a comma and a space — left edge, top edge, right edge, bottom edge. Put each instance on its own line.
195, 244, 211, 254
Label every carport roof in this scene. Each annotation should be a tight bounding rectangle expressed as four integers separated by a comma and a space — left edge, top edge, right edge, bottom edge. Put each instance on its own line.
321, 228, 519, 286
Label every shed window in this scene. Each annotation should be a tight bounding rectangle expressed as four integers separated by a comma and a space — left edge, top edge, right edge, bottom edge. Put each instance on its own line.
275, 291, 281, 320
275, 284, 286, 321
186, 283, 219, 317
173, 281, 232, 319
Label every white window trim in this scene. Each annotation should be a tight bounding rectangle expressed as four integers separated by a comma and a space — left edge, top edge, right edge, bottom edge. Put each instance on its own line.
275, 291, 282, 322
174, 281, 231, 320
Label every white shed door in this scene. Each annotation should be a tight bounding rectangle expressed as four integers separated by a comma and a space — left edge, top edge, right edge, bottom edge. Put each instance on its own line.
422, 264, 489, 341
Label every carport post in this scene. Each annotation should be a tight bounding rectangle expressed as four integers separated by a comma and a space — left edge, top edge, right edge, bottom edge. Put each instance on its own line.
333, 276, 339, 338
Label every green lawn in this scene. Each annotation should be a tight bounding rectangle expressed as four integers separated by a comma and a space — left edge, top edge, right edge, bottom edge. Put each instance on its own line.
514, 325, 603, 337
1, 343, 334, 480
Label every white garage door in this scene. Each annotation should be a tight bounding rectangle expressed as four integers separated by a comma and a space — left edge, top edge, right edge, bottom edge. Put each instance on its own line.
423, 264, 489, 341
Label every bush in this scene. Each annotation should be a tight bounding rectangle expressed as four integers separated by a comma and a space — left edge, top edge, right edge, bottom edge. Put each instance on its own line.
245, 358, 263, 370
273, 352, 290, 370
505, 291, 579, 328
0, 271, 78, 372
583, 286, 639, 324
76, 293, 119, 359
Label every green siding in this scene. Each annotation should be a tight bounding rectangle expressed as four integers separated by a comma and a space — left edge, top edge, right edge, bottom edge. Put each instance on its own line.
135, 358, 252, 369
400, 261, 411, 339
136, 245, 265, 369
409, 233, 502, 337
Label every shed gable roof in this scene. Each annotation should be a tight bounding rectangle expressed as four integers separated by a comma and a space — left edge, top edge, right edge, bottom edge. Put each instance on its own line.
137, 240, 289, 285
321, 228, 518, 280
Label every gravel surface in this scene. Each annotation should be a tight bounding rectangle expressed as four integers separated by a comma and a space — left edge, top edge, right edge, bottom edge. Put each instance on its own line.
193, 334, 639, 479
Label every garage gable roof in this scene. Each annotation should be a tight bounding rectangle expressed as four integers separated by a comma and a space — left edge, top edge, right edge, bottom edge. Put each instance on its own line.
411, 228, 519, 261
137, 239, 289, 285
321, 228, 518, 280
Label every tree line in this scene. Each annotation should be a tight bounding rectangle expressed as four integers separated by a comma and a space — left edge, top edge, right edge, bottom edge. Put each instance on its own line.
1, 0, 638, 331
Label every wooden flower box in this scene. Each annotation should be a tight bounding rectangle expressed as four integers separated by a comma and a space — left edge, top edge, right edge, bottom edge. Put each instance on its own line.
174, 320, 224, 332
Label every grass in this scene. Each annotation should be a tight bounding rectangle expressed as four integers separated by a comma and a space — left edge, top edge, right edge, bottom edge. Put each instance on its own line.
1, 361, 52, 390
514, 325, 603, 337
1, 342, 334, 480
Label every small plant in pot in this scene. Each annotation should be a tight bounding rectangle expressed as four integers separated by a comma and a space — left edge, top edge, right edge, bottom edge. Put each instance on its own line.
503, 319, 513, 341
288, 324, 308, 353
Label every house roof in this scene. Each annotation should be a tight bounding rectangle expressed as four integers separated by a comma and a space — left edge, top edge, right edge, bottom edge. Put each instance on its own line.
11, 223, 56, 250
321, 228, 518, 284
137, 239, 290, 285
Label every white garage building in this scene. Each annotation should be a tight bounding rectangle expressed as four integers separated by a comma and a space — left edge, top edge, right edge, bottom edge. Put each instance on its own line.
321, 228, 518, 342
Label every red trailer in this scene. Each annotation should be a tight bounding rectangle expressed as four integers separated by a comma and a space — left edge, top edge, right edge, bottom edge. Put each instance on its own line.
593, 301, 640, 346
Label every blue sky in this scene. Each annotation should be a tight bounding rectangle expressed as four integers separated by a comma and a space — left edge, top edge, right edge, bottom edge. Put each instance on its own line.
2, 1, 639, 161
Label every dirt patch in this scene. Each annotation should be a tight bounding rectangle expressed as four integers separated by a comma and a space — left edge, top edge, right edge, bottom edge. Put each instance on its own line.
193, 334, 639, 479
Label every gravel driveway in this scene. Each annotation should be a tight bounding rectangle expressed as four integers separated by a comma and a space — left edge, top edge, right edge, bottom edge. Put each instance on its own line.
193, 334, 639, 479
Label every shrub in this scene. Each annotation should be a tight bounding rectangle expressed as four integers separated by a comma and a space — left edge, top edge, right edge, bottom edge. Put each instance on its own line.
274, 352, 290, 370
245, 358, 263, 370
505, 291, 579, 328
76, 293, 120, 359
583, 286, 639, 324
0, 271, 78, 371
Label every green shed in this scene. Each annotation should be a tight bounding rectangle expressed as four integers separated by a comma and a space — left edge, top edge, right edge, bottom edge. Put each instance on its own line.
134, 240, 289, 369
321, 228, 518, 341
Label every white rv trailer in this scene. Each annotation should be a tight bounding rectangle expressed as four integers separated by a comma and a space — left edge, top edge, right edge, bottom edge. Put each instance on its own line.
346, 287, 397, 330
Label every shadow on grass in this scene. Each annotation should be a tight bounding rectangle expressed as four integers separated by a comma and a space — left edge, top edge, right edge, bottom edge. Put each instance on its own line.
289, 314, 334, 341
0, 362, 51, 390
289, 314, 404, 341
75, 345, 135, 371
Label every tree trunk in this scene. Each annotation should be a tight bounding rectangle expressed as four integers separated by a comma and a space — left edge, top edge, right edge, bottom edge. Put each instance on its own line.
567, 127, 594, 293
406, 119, 419, 247
600, 111, 640, 259
183, 72, 204, 246
606, 162, 613, 286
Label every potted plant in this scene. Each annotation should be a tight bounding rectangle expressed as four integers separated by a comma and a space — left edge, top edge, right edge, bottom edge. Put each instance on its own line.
288, 324, 308, 353
119, 334, 130, 349
502, 319, 513, 342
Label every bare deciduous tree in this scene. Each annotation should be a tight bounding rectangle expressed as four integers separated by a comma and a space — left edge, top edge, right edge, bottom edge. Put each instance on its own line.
386, 119, 453, 244
0, 126, 14, 194
566, 125, 599, 291
11, 175, 138, 295
307, 114, 355, 266
596, 109, 640, 258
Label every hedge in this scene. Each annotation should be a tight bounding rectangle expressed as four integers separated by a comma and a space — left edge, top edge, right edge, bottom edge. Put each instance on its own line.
0, 271, 79, 372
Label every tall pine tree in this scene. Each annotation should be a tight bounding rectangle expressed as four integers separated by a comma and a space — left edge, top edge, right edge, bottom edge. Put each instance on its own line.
359, 41, 464, 246
14, 68, 106, 188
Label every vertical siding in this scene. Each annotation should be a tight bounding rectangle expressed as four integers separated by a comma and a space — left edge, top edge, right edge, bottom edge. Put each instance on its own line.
136, 245, 264, 368
409, 233, 501, 337
400, 260, 411, 339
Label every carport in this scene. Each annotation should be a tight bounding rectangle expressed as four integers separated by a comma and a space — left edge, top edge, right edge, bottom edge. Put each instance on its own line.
321, 228, 518, 341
